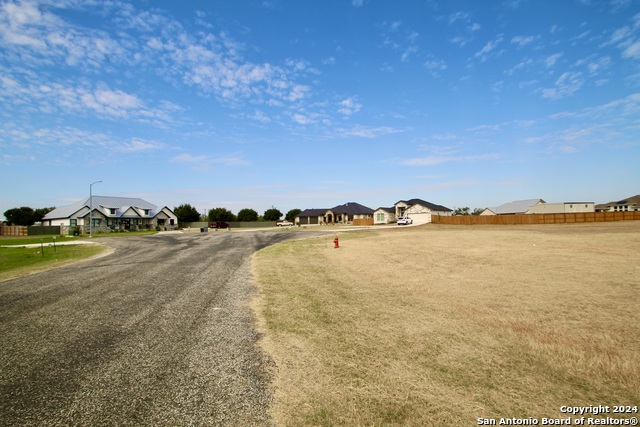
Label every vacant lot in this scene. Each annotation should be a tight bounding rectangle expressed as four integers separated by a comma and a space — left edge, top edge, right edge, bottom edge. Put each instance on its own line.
252, 222, 640, 426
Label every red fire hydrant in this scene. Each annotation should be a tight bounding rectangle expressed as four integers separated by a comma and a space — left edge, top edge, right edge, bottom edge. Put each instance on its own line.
333, 236, 339, 249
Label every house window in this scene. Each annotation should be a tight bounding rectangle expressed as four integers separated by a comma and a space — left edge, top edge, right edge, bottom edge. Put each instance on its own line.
92, 218, 101, 226
109, 208, 116, 214
144, 209, 150, 216
70, 219, 77, 227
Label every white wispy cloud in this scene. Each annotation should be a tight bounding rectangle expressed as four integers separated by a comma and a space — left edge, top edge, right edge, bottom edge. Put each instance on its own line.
1, 0, 317, 116
511, 35, 540, 49
424, 58, 447, 77
0, 0, 128, 69
0, 124, 167, 161
542, 71, 583, 99
607, 12, 640, 60
380, 20, 420, 62
448, 11, 471, 25
449, 35, 472, 47
117, 138, 164, 153
249, 110, 272, 123
575, 55, 612, 74
430, 133, 458, 141
291, 112, 317, 125
402, 153, 501, 166
338, 97, 362, 116
338, 124, 403, 138
474, 37, 504, 62
623, 41, 640, 60
544, 53, 563, 67
505, 58, 534, 75
171, 153, 250, 170
0, 73, 179, 124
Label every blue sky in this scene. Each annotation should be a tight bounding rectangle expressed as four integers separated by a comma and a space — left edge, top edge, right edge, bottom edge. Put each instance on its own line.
1, 0, 639, 220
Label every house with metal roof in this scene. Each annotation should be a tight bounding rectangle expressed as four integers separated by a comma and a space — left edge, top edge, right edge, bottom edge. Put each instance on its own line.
528, 202, 594, 214
394, 198, 452, 224
43, 195, 178, 233
480, 199, 545, 215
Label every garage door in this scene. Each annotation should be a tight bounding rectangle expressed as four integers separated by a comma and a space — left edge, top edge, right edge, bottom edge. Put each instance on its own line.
408, 212, 431, 224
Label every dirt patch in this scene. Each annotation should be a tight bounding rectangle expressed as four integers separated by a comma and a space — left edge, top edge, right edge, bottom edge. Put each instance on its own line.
253, 221, 640, 426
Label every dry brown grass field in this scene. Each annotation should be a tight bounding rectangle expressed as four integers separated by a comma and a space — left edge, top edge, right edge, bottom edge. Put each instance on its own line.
252, 222, 640, 426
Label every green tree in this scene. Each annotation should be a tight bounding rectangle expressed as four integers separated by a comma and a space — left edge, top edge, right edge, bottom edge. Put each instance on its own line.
472, 208, 484, 216
285, 208, 301, 222
4, 207, 36, 226
208, 207, 236, 222
453, 207, 471, 216
173, 204, 201, 223
237, 208, 258, 222
34, 207, 55, 222
263, 208, 282, 221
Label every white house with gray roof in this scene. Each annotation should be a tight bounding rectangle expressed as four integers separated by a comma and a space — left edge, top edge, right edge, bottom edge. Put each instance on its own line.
480, 199, 545, 215
394, 199, 452, 224
43, 195, 177, 233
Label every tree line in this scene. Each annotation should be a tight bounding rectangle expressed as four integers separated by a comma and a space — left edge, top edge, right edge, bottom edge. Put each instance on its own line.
453, 207, 484, 216
3, 207, 55, 226
2, 205, 303, 227
173, 204, 302, 224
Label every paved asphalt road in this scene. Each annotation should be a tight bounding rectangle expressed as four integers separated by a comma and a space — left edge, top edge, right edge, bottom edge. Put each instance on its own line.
0, 230, 322, 426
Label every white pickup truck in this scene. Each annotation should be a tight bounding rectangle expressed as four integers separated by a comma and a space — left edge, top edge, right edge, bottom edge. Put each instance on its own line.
397, 216, 413, 225
276, 220, 295, 227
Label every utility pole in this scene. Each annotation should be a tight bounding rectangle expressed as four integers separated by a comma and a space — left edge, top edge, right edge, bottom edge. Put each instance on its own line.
89, 181, 102, 238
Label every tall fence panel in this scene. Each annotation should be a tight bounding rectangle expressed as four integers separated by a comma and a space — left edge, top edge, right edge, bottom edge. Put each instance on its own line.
353, 218, 374, 226
0, 226, 28, 236
431, 211, 640, 225
28, 226, 61, 235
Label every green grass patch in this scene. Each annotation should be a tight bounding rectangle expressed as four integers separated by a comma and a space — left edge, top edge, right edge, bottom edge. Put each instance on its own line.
0, 244, 107, 282
0, 235, 69, 246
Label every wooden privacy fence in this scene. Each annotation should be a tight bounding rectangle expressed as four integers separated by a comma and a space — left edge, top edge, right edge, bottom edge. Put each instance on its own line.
1, 226, 62, 236
0, 225, 28, 236
432, 211, 640, 225
353, 218, 374, 226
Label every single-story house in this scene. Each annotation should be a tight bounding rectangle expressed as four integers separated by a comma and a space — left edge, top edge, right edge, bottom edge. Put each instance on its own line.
528, 202, 594, 214
394, 199, 452, 224
43, 195, 178, 233
296, 208, 328, 225
595, 195, 640, 212
481, 199, 545, 215
295, 202, 374, 225
328, 202, 374, 224
374, 207, 396, 225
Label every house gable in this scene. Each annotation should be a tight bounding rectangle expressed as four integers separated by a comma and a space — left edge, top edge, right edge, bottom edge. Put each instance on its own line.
485, 199, 545, 215
596, 195, 640, 212
374, 207, 396, 224
394, 198, 452, 216
393, 198, 452, 224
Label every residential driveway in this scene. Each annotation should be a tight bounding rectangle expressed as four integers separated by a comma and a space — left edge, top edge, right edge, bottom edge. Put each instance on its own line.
0, 230, 322, 426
